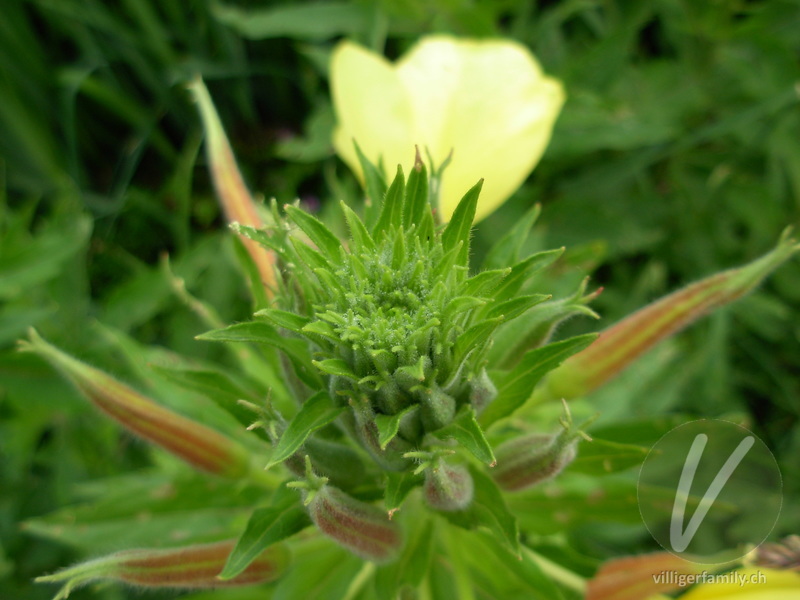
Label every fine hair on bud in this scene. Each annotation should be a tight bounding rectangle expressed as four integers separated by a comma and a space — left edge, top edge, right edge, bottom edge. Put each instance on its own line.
424, 462, 474, 511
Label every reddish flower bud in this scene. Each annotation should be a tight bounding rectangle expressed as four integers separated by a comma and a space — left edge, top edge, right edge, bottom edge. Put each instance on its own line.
307, 485, 403, 563
424, 462, 474, 511
23, 330, 251, 478
536, 230, 799, 403
188, 77, 277, 298
36, 540, 289, 598
493, 402, 591, 491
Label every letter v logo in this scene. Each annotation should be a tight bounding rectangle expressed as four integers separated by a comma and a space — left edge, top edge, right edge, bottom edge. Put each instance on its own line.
669, 433, 755, 552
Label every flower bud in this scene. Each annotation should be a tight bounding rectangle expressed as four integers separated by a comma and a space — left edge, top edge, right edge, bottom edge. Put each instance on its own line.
419, 385, 456, 431
188, 77, 277, 297
469, 368, 498, 414
424, 462, 474, 511
493, 433, 576, 491
307, 485, 403, 563
36, 540, 289, 597
23, 331, 251, 478
493, 403, 591, 491
535, 230, 799, 403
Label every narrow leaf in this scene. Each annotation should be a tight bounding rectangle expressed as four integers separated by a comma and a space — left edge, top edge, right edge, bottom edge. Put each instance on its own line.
254, 308, 311, 333
433, 406, 495, 466
490, 248, 564, 303
480, 333, 597, 428
375, 405, 419, 449
340, 201, 375, 251
354, 141, 387, 229
374, 165, 405, 237
403, 153, 428, 228
267, 392, 345, 468
385, 471, 422, 516
441, 179, 482, 265
219, 500, 311, 579
312, 358, 359, 380
483, 203, 541, 269
285, 205, 342, 260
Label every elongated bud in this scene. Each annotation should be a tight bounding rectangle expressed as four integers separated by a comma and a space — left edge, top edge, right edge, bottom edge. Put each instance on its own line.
188, 77, 277, 298
22, 330, 251, 478
424, 462, 474, 511
35, 540, 289, 599
307, 485, 403, 563
586, 552, 705, 600
536, 229, 800, 403
493, 402, 591, 491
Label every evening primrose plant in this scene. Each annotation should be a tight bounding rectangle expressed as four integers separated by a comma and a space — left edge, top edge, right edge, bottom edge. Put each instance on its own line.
25, 45, 800, 600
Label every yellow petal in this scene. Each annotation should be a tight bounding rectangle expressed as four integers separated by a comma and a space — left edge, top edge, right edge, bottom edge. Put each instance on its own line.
330, 41, 416, 184
397, 36, 564, 222
678, 568, 800, 600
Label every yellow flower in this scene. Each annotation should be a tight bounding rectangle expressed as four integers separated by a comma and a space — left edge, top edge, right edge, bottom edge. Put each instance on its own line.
330, 35, 565, 223
676, 568, 800, 600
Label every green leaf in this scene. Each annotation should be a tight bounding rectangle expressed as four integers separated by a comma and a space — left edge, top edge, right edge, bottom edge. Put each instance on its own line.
459, 268, 511, 298
266, 392, 345, 469
441, 179, 482, 266
441, 466, 520, 556
490, 248, 565, 303
254, 308, 311, 333
374, 517, 434, 600
433, 406, 495, 466
403, 157, 428, 229
567, 438, 650, 475
354, 141, 387, 229
480, 333, 597, 428
272, 544, 362, 600
453, 317, 504, 365
374, 165, 405, 237
284, 205, 342, 261
375, 405, 419, 450
291, 236, 331, 272
196, 321, 320, 388
340, 201, 375, 252
384, 471, 421, 515
483, 203, 541, 269
311, 358, 358, 380
219, 495, 311, 579
484, 294, 550, 322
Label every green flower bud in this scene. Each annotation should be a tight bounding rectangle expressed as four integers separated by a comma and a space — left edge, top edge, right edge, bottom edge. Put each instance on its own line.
307, 485, 403, 563
419, 385, 456, 431
469, 367, 498, 414
36, 540, 289, 599
424, 462, 474, 511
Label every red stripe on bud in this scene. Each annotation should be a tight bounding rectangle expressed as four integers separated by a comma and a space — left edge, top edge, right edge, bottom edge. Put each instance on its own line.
308, 485, 403, 563
36, 540, 288, 596
537, 230, 799, 402
424, 462, 474, 511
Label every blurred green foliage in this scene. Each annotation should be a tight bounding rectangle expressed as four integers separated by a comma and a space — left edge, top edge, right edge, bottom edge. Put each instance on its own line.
1, 0, 798, 598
